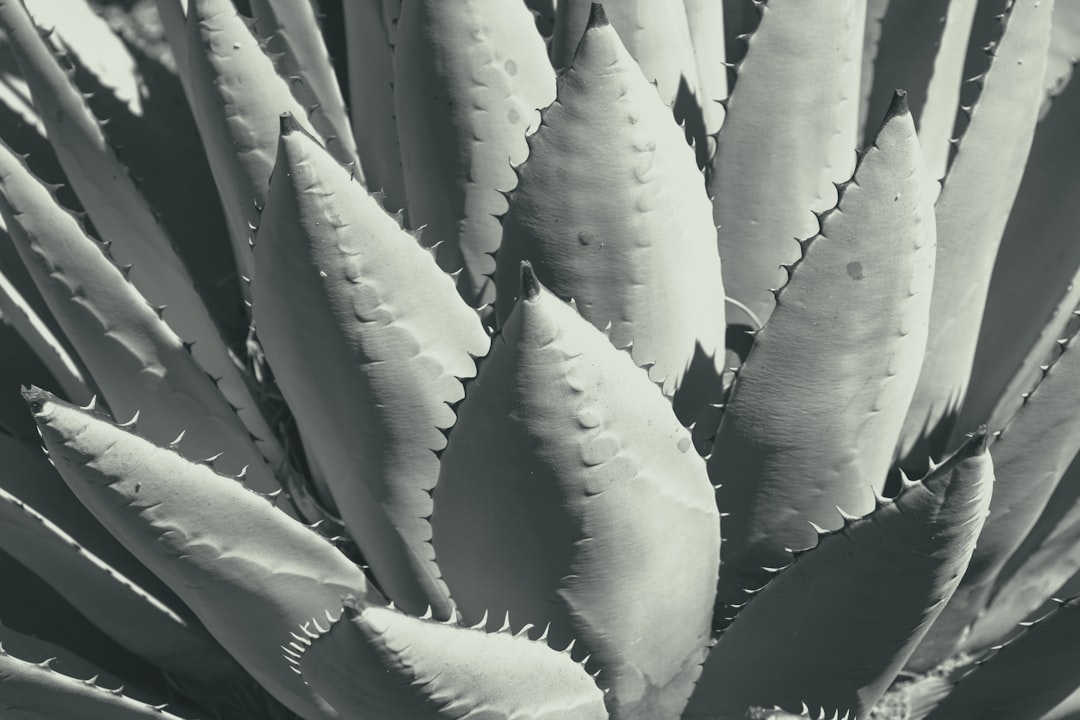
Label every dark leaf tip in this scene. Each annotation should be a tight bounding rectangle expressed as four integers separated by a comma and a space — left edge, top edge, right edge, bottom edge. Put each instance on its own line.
20, 385, 51, 415
520, 261, 541, 300
969, 425, 989, 455
587, 2, 608, 28
884, 89, 909, 121
279, 112, 302, 136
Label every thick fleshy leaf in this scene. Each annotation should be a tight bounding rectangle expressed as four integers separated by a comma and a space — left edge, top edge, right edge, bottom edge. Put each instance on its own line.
342, 0, 405, 211
0, 638, 191, 720
860, 0, 976, 180
433, 266, 720, 720
253, 114, 489, 619
0, 0, 287, 475
921, 598, 1080, 720
0, 138, 279, 493
248, 0, 359, 169
0, 268, 87, 403
495, 6, 726, 398
0, 484, 230, 679
910, 312, 1080, 668
27, 388, 378, 720
298, 599, 608, 720
182, 0, 320, 301
394, 0, 556, 307
953, 59, 1080, 440
899, 0, 1054, 459
708, 93, 936, 603
683, 0, 728, 149
550, 0, 700, 112
686, 432, 993, 720
708, 0, 863, 328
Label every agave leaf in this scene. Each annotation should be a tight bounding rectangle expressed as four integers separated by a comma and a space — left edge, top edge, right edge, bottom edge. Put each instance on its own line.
708, 0, 862, 329
26, 387, 379, 720
1045, 0, 1080, 101
495, 5, 726, 398
0, 138, 279, 492
253, 114, 488, 619
248, 0, 359, 169
910, 294, 1080, 668
920, 598, 1080, 720
709, 93, 936, 602
297, 598, 609, 720
0, 622, 137, 700
953, 61, 1080, 440
550, 0, 700, 112
0, 269, 87, 403
393, 0, 556, 307
683, 0, 728, 148
0, 639, 192, 720
0, 429, 177, 605
686, 432, 993, 720
861, 0, 977, 181
899, 0, 1054, 460
152, 0, 188, 94
0, 0, 289, 475
962, 445, 1080, 652
181, 0, 321, 302
433, 265, 719, 720
342, 0, 405, 212
0, 485, 232, 679
21, 0, 144, 117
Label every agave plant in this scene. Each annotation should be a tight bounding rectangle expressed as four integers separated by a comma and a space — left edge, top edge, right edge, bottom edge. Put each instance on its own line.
0, 0, 1079, 717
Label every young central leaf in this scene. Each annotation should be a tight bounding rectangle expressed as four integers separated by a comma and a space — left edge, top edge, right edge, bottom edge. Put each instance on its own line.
252, 115, 490, 619
497, 5, 726, 398
709, 93, 937, 605
432, 265, 720, 720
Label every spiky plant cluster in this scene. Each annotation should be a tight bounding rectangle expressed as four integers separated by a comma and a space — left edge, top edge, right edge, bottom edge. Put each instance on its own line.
0, 0, 1078, 718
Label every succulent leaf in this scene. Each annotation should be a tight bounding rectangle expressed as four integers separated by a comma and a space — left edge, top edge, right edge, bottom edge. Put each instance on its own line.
342, 0, 405, 212
495, 5, 726, 398
708, 0, 863, 328
26, 387, 377, 720
181, 0, 321, 303
921, 597, 1080, 720
393, 0, 556, 307
0, 138, 280, 492
709, 93, 936, 602
253, 114, 489, 619
433, 266, 720, 720
298, 598, 609, 720
248, 0, 359, 170
687, 431, 993, 720
0, 637, 191, 720
911, 311, 1080, 667
899, 0, 1054, 460
0, 0, 288, 475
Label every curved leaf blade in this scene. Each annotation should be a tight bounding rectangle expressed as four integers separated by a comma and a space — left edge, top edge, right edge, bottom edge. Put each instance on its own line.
709, 93, 937, 602
298, 599, 608, 720
687, 432, 993, 720
433, 266, 719, 720
26, 387, 377, 720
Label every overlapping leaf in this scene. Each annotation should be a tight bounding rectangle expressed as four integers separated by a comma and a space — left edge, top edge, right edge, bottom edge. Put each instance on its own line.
434, 266, 719, 720
496, 5, 726, 398
27, 387, 378, 720
253, 114, 488, 619
709, 93, 936, 603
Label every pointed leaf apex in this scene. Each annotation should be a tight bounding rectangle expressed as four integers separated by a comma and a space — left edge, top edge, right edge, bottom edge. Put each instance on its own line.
520, 260, 541, 301
279, 111, 303, 136
586, 3, 608, 29
885, 89, 910, 121
21, 385, 50, 413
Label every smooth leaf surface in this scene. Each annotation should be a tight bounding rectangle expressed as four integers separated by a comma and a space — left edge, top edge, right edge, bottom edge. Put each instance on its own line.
495, 7, 726, 398
434, 267, 719, 720
299, 599, 609, 720
709, 94, 936, 602
28, 388, 378, 720
687, 432, 993, 720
